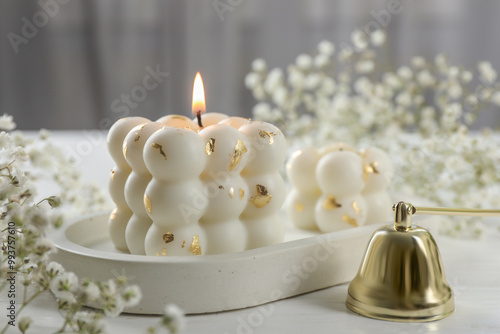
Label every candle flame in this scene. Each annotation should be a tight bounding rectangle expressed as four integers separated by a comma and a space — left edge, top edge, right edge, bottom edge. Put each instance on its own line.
192, 72, 206, 116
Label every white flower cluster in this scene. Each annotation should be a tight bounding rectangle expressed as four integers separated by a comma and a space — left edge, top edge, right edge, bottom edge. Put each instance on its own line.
247, 30, 500, 237
0, 121, 168, 334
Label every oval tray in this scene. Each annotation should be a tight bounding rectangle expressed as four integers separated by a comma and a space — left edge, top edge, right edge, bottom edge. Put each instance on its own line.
50, 212, 377, 315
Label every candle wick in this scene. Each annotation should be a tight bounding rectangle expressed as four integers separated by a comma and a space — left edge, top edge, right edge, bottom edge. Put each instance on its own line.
197, 111, 204, 128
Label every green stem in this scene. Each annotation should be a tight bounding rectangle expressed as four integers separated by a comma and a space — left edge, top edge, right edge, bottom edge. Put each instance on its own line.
0, 289, 45, 334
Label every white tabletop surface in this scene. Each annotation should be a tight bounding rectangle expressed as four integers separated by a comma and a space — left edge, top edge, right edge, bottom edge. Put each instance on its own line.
2, 130, 500, 334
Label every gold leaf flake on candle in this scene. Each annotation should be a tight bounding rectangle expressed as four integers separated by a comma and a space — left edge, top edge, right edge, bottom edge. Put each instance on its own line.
205, 138, 216, 156
134, 132, 141, 142
181, 240, 186, 248
363, 161, 379, 181
249, 184, 272, 208
352, 201, 362, 214
229, 139, 247, 171
229, 187, 235, 198
295, 201, 304, 213
110, 169, 115, 181
218, 185, 224, 189
161, 248, 167, 256
239, 188, 245, 200
109, 208, 117, 220
144, 194, 152, 214
123, 144, 128, 157
323, 195, 342, 211
342, 214, 358, 227
190, 235, 202, 255
258, 129, 275, 145
172, 115, 188, 120
151, 142, 167, 159
163, 232, 174, 243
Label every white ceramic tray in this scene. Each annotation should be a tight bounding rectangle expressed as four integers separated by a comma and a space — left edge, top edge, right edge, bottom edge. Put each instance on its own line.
50, 212, 380, 315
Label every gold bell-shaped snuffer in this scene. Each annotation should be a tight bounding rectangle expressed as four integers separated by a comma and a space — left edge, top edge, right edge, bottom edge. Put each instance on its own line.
346, 201, 500, 322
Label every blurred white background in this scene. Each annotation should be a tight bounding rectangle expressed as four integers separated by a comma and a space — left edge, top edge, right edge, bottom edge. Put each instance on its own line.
1, 0, 500, 130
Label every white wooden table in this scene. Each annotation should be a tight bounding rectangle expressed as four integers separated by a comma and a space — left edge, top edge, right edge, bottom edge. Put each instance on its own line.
2, 131, 500, 334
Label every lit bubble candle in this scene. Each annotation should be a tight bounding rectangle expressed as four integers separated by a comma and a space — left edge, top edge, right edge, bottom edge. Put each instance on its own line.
107, 73, 287, 255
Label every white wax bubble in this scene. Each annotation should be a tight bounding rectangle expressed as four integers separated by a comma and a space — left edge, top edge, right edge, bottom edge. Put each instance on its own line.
361, 147, 394, 193
241, 173, 286, 219
362, 191, 392, 225
108, 167, 131, 208
107, 117, 150, 167
145, 223, 207, 256
144, 179, 207, 227
285, 189, 320, 231
202, 219, 246, 254
144, 127, 206, 182
123, 122, 164, 174
316, 151, 365, 197
124, 172, 152, 215
157, 115, 199, 131
199, 124, 251, 174
109, 208, 132, 252
319, 142, 356, 156
286, 146, 321, 193
242, 215, 285, 249
239, 121, 288, 175
125, 214, 153, 255
315, 194, 367, 233
201, 175, 249, 221
193, 112, 228, 127
218, 116, 251, 129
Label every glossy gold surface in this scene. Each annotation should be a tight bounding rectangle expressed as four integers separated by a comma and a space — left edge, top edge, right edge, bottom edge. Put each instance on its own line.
347, 201, 500, 322
346, 223, 454, 322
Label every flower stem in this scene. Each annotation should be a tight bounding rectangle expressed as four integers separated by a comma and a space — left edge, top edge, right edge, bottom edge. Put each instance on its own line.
0, 289, 45, 334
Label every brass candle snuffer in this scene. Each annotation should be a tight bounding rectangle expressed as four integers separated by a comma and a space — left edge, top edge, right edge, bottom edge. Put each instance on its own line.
346, 201, 500, 322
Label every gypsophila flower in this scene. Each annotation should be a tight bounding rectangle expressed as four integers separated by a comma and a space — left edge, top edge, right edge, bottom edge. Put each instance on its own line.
314, 54, 329, 68
397, 66, 413, 80
478, 61, 497, 83
370, 30, 386, 46
263, 68, 283, 94
252, 86, 266, 100
121, 285, 143, 307
417, 70, 436, 86
244, 72, 260, 90
57, 292, 77, 310
304, 73, 321, 90
85, 282, 101, 301
251, 58, 267, 72
461, 70, 473, 83
351, 30, 368, 50
447, 83, 463, 99
46, 261, 65, 279
162, 304, 186, 333
18, 316, 32, 333
50, 271, 79, 297
491, 91, 500, 106
411, 56, 426, 69
338, 46, 353, 62
465, 95, 479, 108
448, 66, 460, 79
356, 60, 374, 73
296, 54, 313, 70
318, 40, 335, 56
103, 295, 124, 317
0, 114, 16, 131
252, 102, 273, 120
32, 237, 57, 260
